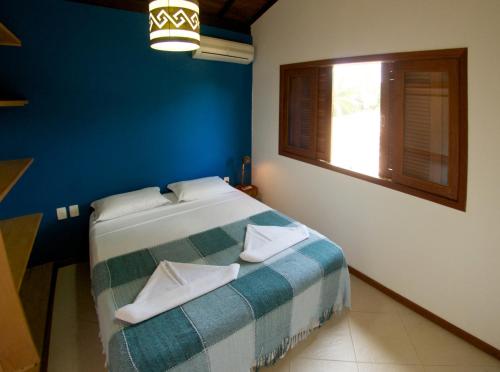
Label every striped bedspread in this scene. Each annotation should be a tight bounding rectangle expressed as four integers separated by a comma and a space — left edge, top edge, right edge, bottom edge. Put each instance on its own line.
91, 210, 350, 372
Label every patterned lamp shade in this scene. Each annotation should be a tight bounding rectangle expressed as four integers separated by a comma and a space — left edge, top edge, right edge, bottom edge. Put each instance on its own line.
149, 0, 200, 52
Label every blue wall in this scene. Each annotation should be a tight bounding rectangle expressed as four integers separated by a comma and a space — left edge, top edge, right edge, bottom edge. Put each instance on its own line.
0, 0, 252, 264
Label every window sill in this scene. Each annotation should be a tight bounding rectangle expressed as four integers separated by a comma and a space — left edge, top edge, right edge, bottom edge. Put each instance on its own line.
279, 150, 466, 211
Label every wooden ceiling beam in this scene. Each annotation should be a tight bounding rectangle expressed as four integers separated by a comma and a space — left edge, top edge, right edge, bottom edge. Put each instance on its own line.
70, 0, 147, 12
218, 0, 237, 17
249, 0, 278, 24
68, 0, 251, 34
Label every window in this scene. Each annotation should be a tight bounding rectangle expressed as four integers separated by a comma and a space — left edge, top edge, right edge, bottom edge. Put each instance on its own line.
331, 61, 382, 177
279, 49, 467, 210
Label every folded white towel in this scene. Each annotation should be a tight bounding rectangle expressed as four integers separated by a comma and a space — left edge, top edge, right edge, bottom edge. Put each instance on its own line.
240, 224, 310, 263
115, 261, 240, 324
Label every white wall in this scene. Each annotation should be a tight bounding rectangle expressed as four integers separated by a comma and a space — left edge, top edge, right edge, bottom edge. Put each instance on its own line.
252, 0, 500, 349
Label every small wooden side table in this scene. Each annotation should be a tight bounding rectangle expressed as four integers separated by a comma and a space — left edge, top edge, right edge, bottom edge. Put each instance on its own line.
235, 184, 258, 198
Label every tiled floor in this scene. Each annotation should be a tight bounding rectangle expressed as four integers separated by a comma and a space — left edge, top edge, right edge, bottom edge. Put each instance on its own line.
48, 264, 500, 372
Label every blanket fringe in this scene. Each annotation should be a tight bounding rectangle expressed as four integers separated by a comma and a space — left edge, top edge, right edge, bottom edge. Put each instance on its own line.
254, 306, 347, 371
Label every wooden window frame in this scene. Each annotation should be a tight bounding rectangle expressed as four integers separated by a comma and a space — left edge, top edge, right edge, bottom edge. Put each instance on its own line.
279, 48, 468, 211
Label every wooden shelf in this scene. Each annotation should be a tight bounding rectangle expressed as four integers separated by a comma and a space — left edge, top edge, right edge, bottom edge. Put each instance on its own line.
0, 22, 21, 47
0, 158, 33, 202
0, 99, 28, 107
0, 213, 43, 291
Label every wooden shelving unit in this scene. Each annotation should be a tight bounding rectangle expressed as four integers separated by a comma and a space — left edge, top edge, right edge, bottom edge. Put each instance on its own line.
0, 213, 43, 290
0, 158, 33, 202
0, 99, 29, 107
0, 22, 21, 47
0, 158, 50, 372
1, 21, 27, 108
0, 22, 45, 372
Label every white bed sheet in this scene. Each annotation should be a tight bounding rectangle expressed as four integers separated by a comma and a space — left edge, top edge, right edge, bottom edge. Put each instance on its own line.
89, 190, 270, 268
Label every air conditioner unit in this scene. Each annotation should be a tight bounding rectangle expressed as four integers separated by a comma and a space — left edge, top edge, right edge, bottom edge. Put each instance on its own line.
193, 36, 254, 64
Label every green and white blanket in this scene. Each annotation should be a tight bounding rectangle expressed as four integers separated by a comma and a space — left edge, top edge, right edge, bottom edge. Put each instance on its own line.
92, 209, 350, 372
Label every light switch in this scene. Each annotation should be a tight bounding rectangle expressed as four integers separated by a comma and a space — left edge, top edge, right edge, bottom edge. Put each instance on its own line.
56, 207, 67, 220
69, 204, 79, 218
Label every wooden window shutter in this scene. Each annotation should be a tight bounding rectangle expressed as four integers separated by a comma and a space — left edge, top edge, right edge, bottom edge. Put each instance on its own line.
391, 58, 460, 200
316, 67, 332, 162
279, 66, 332, 162
280, 67, 318, 159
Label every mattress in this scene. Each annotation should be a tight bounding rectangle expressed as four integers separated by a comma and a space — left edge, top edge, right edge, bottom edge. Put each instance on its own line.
90, 190, 351, 372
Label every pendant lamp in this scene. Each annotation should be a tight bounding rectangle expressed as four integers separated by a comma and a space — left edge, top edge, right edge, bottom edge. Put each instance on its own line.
149, 0, 200, 52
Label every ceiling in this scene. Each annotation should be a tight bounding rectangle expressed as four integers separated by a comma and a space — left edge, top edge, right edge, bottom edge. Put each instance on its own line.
69, 0, 278, 34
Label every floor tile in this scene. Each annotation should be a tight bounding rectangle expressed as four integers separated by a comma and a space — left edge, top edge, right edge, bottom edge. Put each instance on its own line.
350, 275, 406, 314
290, 359, 358, 372
260, 356, 290, 372
423, 366, 492, 372
358, 363, 424, 372
349, 312, 420, 364
401, 312, 500, 368
285, 312, 356, 362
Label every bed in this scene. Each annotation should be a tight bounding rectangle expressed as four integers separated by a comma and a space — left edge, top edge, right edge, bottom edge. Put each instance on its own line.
90, 189, 351, 372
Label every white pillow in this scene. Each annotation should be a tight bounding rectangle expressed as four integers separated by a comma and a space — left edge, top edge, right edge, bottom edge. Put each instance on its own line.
167, 176, 234, 202
91, 187, 169, 222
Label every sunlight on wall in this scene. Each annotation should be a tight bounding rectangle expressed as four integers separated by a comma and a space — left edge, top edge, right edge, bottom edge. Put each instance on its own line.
331, 61, 382, 177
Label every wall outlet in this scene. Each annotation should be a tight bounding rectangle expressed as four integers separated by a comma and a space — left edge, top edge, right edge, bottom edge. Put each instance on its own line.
56, 207, 68, 220
223, 176, 230, 183
69, 204, 80, 218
